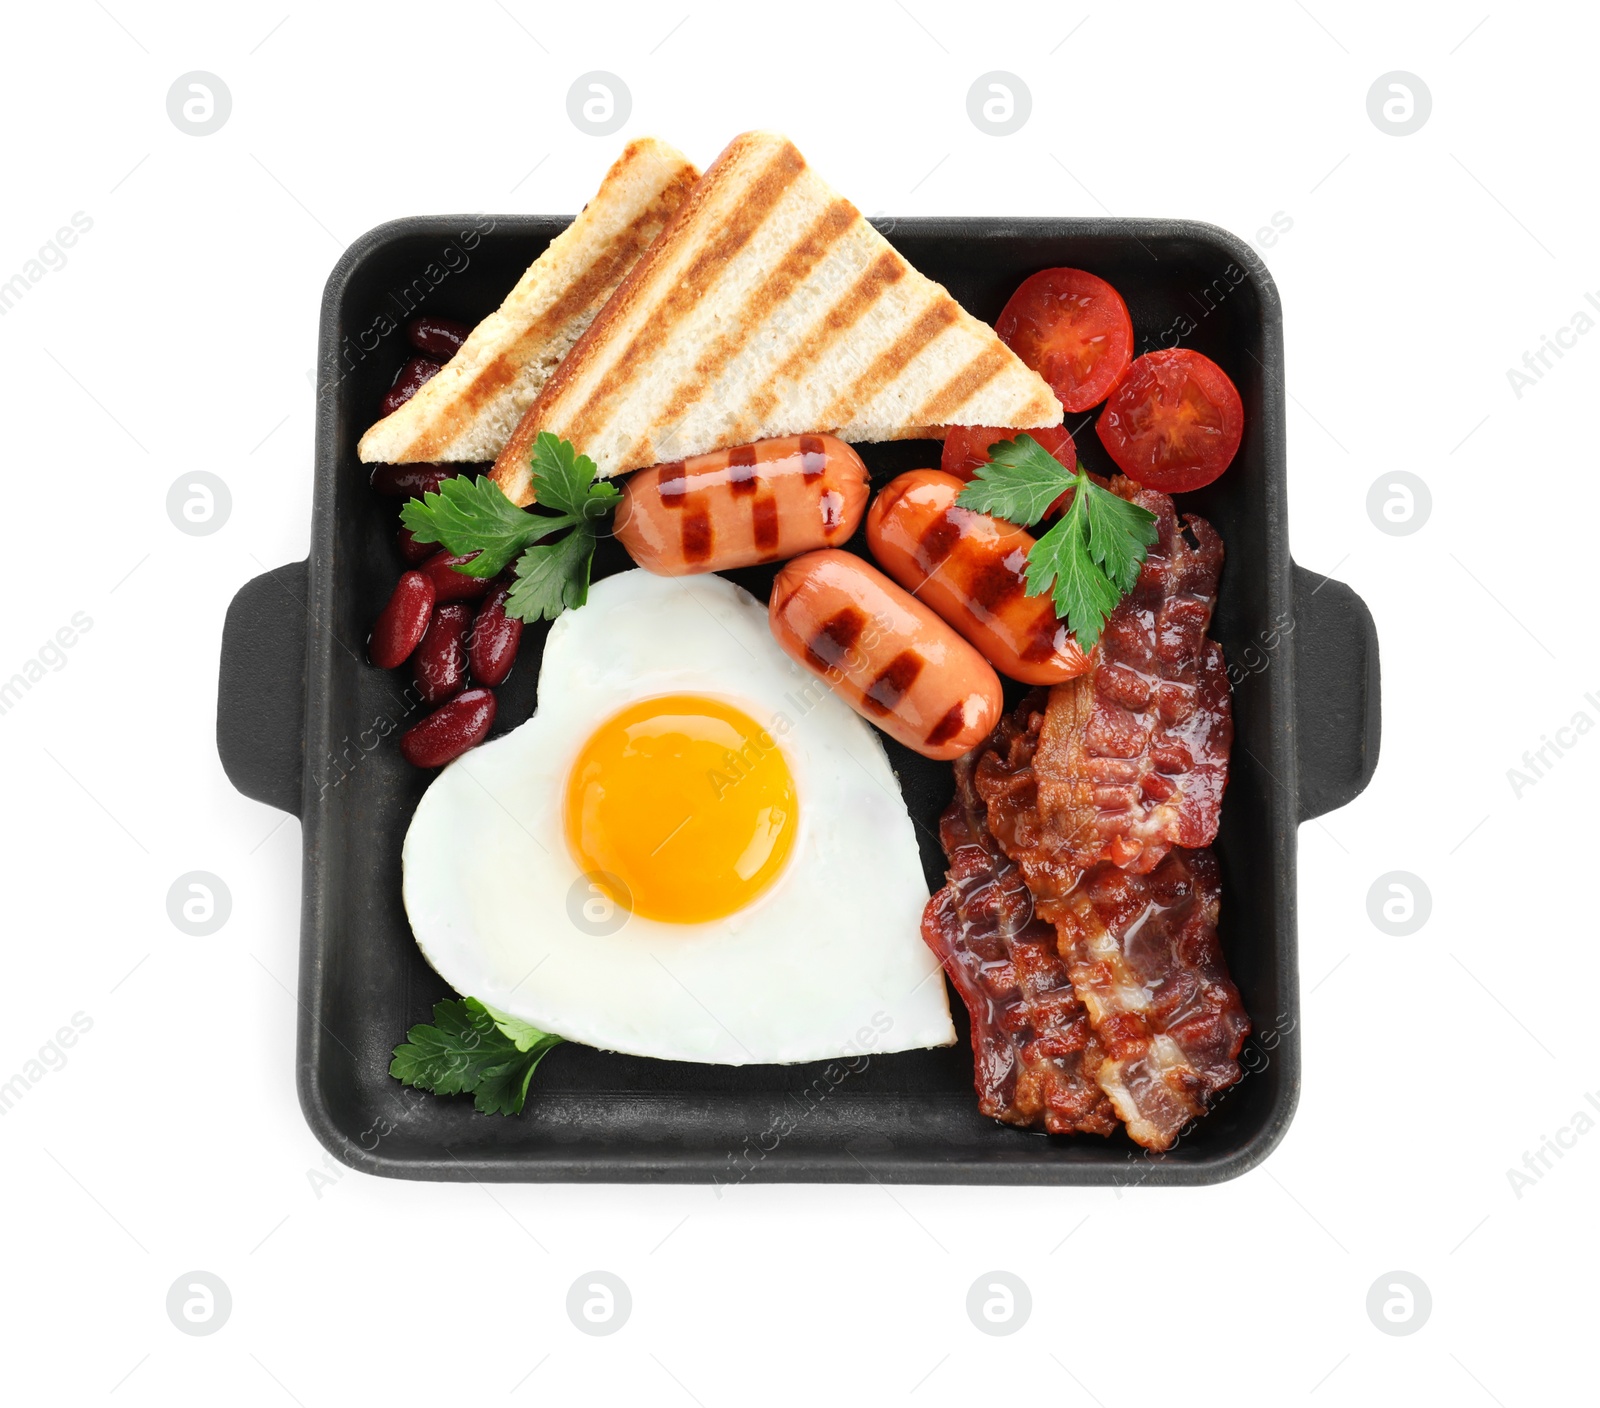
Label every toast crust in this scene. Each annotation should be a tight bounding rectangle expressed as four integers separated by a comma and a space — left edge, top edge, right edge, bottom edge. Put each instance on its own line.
357, 138, 698, 465
492, 133, 1060, 507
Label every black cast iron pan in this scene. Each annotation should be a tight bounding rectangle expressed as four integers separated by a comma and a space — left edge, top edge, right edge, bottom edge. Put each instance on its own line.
218, 215, 1379, 1184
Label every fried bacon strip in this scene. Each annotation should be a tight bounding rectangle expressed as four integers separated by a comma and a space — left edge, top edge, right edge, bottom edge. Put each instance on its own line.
970, 691, 1080, 917
935, 480, 1246, 1147
1053, 848, 1250, 1150
1036, 478, 1231, 877
921, 755, 1117, 1136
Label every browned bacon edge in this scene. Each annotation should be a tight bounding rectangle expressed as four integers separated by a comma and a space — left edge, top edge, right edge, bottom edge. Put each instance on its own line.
970, 691, 1079, 917
920, 754, 1117, 1137
1053, 848, 1251, 1151
1029, 478, 1232, 879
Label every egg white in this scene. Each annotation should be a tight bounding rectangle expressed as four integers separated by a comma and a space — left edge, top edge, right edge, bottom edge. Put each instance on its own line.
401, 569, 956, 1065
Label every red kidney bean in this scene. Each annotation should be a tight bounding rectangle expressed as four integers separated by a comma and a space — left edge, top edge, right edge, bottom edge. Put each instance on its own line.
468, 580, 523, 687
401, 687, 497, 768
369, 462, 462, 499
379, 356, 442, 416
407, 315, 471, 360
396, 524, 436, 564
369, 571, 436, 669
413, 603, 472, 704
422, 549, 493, 602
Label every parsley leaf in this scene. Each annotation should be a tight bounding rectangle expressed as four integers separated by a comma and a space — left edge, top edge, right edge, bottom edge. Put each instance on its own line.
504, 524, 599, 623
1082, 481, 1159, 595
1026, 495, 1124, 646
954, 433, 1158, 651
396, 434, 621, 615
956, 435, 1078, 523
400, 475, 559, 577
389, 997, 563, 1117
476, 1003, 552, 1052
529, 431, 607, 518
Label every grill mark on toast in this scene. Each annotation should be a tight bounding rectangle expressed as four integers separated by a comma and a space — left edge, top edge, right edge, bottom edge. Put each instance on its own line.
489, 138, 771, 505
738, 250, 906, 438
486, 133, 1061, 501
912, 343, 1012, 430
402, 214, 671, 460
394, 145, 698, 475
560, 144, 808, 459
649, 200, 858, 442
816, 298, 959, 432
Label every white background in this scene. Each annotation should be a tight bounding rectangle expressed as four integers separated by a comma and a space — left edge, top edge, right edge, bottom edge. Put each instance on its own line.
2, 1, 1593, 1403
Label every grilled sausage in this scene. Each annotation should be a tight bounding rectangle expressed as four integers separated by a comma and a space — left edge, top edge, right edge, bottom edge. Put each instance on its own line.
768, 549, 1003, 761
616, 435, 869, 576
867, 470, 1088, 686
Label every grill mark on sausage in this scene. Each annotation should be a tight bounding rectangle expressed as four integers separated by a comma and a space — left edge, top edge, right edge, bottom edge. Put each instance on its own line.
799, 434, 828, 480
925, 701, 970, 748
805, 607, 866, 672
727, 444, 759, 496
915, 514, 961, 573
682, 508, 713, 563
657, 460, 688, 507
964, 555, 1025, 617
740, 251, 906, 436
817, 297, 960, 432
752, 495, 780, 554
861, 649, 924, 716
912, 342, 1012, 427
1020, 619, 1068, 663
560, 143, 809, 455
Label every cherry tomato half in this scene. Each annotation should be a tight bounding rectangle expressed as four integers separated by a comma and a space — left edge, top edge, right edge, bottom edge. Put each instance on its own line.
942, 423, 1076, 479
942, 423, 1077, 518
1095, 348, 1244, 493
995, 268, 1134, 413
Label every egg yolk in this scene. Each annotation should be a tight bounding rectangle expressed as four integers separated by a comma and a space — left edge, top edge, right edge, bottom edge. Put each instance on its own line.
563, 694, 798, 924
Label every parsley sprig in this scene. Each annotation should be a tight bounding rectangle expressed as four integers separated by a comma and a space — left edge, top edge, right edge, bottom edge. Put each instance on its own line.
955, 435, 1159, 650
400, 432, 620, 622
389, 997, 563, 1116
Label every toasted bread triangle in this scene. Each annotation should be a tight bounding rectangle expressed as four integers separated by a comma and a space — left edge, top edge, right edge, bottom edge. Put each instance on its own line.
491, 132, 1061, 505
357, 138, 699, 465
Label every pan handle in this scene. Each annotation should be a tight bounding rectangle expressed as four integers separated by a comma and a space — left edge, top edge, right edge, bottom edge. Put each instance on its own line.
217, 560, 310, 818
1292, 562, 1381, 822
